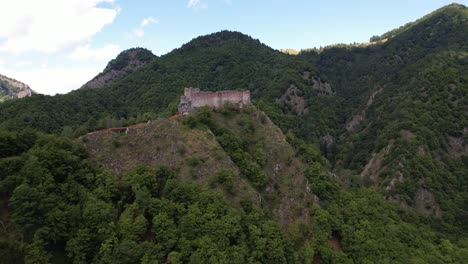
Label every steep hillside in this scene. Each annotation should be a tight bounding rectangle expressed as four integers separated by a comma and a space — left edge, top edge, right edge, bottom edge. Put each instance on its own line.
303, 3, 468, 228
82, 48, 156, 89
81, 106, 314, 227
0, 74, 33, 102
2, 108, 468, 263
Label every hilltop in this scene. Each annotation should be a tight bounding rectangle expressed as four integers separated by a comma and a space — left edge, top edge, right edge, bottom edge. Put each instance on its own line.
82, 48, 156, 89
81, 106, 314, 227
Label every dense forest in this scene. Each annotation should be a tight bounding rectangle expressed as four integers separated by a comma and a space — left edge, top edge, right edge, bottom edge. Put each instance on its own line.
0, 3, 467, 263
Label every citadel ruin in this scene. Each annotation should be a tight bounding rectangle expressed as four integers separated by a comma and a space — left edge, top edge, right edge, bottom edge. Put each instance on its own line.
178, 87, 251, 115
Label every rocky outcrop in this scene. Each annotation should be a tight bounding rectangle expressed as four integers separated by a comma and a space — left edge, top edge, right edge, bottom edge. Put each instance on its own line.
82, 48, 155, 89
320, 134, 335, 159
346, 87, 383, 132
413, 188, 441, 217
0, 74, 33, 102
277, 84, 308, 115
303, 71, 334, 96
448, 127, 467, 155
312, 78, 334, 96
400, 129, 416, 141
361, 139, 395, 184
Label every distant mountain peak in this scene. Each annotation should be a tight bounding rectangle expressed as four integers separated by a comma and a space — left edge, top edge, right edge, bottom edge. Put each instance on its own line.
0, 74, 34, 102
82, 47, 156, 89
176, 30, 268, 52
369, 3, 467, 43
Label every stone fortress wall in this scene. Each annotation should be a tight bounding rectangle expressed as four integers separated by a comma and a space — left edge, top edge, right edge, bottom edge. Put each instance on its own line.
178, 87, 250, 115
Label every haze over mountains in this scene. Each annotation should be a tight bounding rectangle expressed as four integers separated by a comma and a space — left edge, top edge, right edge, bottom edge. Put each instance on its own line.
0, 3, 467, 263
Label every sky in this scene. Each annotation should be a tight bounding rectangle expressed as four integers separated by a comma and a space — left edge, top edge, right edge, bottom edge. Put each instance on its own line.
0, 0, 465, 95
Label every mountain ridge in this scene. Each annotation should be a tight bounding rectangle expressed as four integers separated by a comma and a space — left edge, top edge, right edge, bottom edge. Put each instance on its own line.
82, 47, 156, 89
1, 3, 468, 262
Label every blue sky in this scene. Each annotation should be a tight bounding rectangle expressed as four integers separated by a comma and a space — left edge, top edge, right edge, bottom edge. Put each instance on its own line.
0, 0, 465, 95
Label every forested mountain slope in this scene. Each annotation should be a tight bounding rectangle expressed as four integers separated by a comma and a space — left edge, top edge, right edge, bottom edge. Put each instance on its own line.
1, 108, 467, 263
82, 48, 156, 89
305, 3, 468, 229
0, 30, 335, 139
0, 3, 467, 263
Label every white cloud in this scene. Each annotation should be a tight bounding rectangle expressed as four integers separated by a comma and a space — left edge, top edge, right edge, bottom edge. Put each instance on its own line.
69, 44, 121, 62
132, 16, 159, 38
187, 0, 200, 8
141, 17, 159, 27
0, 65, 106, 95
187, 0, 208, 10
0, 0, 119, 55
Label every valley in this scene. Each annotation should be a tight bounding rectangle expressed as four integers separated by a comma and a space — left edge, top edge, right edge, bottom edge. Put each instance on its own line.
0, 3, 467, 263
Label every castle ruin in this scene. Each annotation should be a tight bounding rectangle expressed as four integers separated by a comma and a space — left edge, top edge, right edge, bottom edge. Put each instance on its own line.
178, 87, 251, 115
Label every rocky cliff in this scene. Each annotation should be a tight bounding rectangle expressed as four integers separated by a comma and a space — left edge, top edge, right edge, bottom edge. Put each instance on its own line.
0, 74, 33, 102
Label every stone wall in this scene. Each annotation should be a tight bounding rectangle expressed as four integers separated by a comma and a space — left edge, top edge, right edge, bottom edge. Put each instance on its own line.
178, 87, 250, 115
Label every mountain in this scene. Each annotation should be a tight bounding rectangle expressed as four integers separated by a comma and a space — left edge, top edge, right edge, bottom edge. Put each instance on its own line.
307, 3, 468, 226
82, 47, 156, 89
0, 4, 468, 263
0, 74, 33, 102
0, 30, 327, 136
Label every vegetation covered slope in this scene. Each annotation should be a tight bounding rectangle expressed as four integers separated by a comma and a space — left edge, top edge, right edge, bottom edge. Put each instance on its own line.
304, 3, 468, 230
0, 3, 467, 263
2, 112, 468, 263
82, 48, 156, 89
81, 106, 314, 227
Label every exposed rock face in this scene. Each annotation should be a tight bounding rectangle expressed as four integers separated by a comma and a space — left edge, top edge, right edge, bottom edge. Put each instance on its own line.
345, 113, 365, 133
417, 145, 427, 155
400, 129, 416, 141
320, 134, 335, 159
385, 172, 405, 192
277, 84, 308, 115
414, 188, 441, 217
312, 78, 334, 96
0, 74, 33, 102
448, 128, 467, 155
361, 139, 395, 184
346, 87, 384, 132
329, 230, 343, 252
178, 87, 251, 115
82, 48, 155, 89
303, 71, 334, 96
